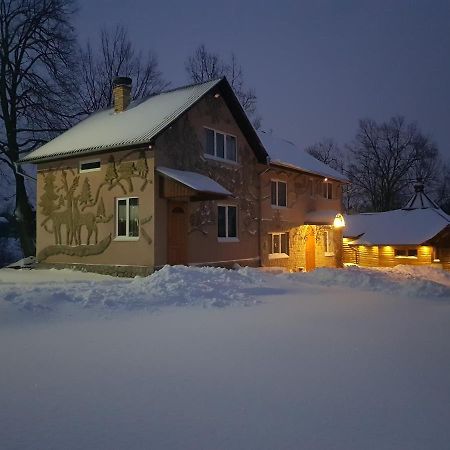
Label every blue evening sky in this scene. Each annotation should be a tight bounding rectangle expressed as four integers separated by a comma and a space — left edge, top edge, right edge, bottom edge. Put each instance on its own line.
75, 0, 450, 159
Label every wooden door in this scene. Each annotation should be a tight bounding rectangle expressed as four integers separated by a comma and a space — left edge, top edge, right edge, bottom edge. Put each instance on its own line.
167, 202, 188, 265
305, 227, 316, 271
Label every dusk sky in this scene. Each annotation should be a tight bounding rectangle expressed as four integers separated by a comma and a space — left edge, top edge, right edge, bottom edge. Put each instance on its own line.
75, 0, 450, 159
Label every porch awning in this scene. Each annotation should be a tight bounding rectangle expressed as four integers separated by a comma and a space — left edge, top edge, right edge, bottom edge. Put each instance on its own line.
304, 209, 340, 225
156, 166, 232, 201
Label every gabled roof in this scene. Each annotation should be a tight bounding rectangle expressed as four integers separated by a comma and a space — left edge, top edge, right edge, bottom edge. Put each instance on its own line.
21, 78, 268, 164
257, 131, 348, 182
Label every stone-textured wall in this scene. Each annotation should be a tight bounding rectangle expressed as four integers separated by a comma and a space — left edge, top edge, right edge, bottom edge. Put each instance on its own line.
259, 166, 344, 271
153, 93, 260, 266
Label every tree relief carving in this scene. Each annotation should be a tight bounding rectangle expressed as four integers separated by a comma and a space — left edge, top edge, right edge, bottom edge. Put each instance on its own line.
38, 150, 153, 259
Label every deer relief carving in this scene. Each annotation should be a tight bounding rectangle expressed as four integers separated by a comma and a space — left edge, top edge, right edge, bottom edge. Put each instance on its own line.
52, 208, 74, 245
51, 173, 79, 245
72, 196, 98, 245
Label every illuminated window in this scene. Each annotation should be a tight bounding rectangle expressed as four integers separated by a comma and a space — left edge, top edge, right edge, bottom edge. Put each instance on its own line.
323, 182, 333, 199
324, 230, 334, 256
116, 197, 139, 239
218, 205, 238, 240
204, 128, 237, 162
271, 180, 287, 207
269, 233, 289, 258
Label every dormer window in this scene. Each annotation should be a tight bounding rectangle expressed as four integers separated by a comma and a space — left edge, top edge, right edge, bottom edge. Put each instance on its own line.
204, 128, 237, 162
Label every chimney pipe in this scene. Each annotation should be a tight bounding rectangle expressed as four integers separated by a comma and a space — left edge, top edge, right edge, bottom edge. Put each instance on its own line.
113, 76, 132, 112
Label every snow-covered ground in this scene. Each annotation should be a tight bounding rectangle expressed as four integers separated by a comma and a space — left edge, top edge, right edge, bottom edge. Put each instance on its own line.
1, 265, 450, 449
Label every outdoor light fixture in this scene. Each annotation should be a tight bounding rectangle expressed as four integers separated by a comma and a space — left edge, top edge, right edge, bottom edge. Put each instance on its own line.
214, 93, 220, 98
324, 177, 328, 182
333, 213, 345, 228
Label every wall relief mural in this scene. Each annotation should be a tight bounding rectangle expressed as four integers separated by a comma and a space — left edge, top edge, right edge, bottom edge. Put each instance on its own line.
38, 151, 153, 261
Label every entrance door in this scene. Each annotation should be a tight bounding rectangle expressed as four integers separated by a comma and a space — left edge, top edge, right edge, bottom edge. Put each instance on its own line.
305, 227, 316, 271
167, 201, 188, 265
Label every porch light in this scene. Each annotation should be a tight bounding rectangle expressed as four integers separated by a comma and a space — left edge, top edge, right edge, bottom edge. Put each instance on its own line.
333, 213, 345, 228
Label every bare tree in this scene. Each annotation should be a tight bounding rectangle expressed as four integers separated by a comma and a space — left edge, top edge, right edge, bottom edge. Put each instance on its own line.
347, 116, 439, 212
185, 44, 261, 128
305, 138, 344, 172
76, 26, 169, 114
0, 0, 77, 256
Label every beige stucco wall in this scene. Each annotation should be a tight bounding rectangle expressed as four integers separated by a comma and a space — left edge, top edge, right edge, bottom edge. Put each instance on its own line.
36, 147, 155, 270
153, 93, 260, 267
259, 166, 343, 271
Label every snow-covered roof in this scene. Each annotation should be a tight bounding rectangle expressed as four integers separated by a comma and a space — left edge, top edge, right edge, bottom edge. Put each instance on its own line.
257, 131, 348, 182
21, 79, 223, 163
344, 208, 450, 246
304, 209, 340, 225
402, 181, 440, 210
156, 167, 232, 197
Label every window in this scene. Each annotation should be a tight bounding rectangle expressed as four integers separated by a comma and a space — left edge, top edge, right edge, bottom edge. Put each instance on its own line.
395, 248, 418, 258
218, 205, 238, 240
205, 128, 237, 162
80, 159, 101, 173
271, 180, 287, 207
116, 197, 139, 239
323, 182, 333, 199
309, 178, 315, 197
269, 233, 289, 258
324, 230, 334, 256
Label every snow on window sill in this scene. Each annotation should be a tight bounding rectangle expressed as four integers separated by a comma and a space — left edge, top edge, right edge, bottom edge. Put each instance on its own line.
268, 253, 289, 260
204, 153, 239, 166
395, 256, 418, 259
114, 236, 140, 242
218, 237, 239, 243
324, 252, 335, 257
271, 204, 287, 209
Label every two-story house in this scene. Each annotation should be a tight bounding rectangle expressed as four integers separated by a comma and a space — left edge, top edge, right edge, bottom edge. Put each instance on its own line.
258, 131, 347, 272
21, 77, 347, 276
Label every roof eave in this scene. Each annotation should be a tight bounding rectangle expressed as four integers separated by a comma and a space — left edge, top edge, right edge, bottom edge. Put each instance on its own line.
269, 161, 349, 183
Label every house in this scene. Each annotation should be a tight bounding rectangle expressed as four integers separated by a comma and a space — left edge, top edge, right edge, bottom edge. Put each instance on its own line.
343, 181, 450, 271
257, 131, 348, 272
21, 77, 347, 276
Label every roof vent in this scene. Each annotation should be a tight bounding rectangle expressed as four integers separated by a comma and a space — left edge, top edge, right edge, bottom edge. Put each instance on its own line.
113, 76, 132, 113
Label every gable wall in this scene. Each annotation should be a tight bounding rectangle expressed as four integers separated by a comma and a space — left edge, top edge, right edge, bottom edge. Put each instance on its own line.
153, 93, 260, 266
36, 147, 155, 274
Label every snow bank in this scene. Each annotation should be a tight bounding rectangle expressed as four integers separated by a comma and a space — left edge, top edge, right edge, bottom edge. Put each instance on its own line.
1, 264, 449, 315
0, 265, 263, 312
285, 265, 450, 299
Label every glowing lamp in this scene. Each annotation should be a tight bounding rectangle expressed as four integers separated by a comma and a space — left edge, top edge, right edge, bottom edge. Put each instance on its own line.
333, 213, 345, 228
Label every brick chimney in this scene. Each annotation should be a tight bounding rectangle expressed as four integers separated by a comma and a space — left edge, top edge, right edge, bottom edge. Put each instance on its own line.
113, 76, 132, 112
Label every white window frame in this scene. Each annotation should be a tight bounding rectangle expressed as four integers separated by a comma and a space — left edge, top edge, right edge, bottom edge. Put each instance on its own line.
271, 179, 287, 208
217, 204, 239, 242
324, 230, 334, 256
79, 159, 101, 173
268, 232, 289, 259
323, 181, 333, 200
204, 127, 238, 163
115, 197, 139, 241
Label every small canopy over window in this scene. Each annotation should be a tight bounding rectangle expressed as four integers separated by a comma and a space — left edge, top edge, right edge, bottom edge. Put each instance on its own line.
157, 167, 232, 201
